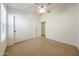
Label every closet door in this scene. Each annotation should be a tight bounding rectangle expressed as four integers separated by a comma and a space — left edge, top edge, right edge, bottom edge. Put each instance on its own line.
8, 15, 26, 45
14, 15, 27, 43
7, 15, 14, 46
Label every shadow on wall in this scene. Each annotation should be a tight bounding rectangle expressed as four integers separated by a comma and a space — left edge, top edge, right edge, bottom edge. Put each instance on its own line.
54, 4, 76, 13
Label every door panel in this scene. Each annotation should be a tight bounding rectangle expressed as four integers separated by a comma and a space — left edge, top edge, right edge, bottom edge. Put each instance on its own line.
15, 15, 27, 42
7, 15, 14, 46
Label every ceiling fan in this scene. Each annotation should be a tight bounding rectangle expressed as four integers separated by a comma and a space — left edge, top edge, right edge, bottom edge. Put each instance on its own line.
35, 3, 52, 14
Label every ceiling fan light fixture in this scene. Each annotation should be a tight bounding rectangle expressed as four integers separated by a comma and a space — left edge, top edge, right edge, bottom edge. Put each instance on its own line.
38, 5, 48, 13
38, 9, 47, 13
35, 3, 51, 14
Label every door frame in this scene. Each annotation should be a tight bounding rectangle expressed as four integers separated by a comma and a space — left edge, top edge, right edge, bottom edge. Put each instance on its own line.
13, 16, 16, 44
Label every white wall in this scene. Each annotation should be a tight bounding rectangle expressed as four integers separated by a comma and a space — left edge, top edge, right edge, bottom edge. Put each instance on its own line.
7, 8, 41, 46
76, 4, 79, 49
0, 3, 1, 55
0, 4, 7, 56
42, 4, 76, 46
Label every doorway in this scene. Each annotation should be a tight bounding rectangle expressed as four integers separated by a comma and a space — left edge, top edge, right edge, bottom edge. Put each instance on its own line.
41, 22, 45, 36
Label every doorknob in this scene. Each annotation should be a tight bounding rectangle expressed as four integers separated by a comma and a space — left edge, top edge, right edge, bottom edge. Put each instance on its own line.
14, 30, 16, 32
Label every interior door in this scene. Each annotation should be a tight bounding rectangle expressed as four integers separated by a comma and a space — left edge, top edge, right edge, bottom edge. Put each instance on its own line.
14, 15, 27, 43
8, 15, 15, 46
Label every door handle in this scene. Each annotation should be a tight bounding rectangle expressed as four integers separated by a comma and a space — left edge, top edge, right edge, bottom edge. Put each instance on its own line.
14, 30, 16, 32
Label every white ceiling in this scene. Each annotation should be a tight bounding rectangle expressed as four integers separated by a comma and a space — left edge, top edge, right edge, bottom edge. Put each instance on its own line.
7, 3, 39, 12
7, 3, 76, 12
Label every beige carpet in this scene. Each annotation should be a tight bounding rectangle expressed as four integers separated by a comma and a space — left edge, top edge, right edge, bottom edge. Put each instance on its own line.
4, 37, 79, 56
